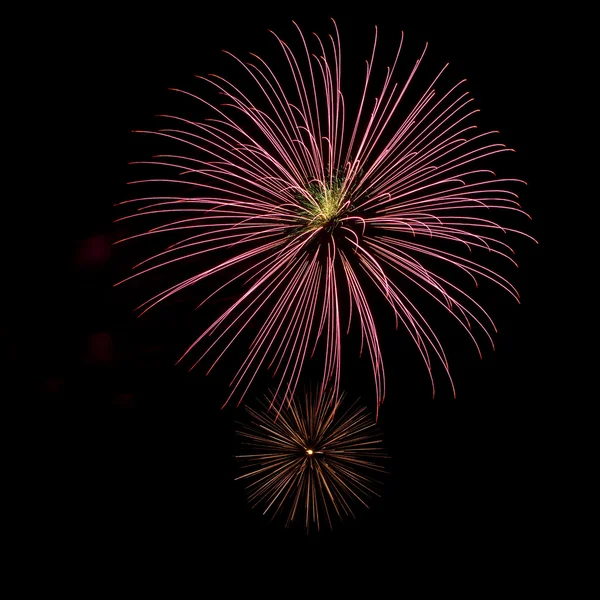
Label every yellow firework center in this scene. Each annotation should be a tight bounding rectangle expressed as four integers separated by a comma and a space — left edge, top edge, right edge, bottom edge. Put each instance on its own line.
316, 190, 343, 225
300, 179, 348, 231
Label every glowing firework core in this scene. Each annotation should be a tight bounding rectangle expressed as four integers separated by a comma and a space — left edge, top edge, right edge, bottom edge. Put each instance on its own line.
306, 448, 314, 455
299, 177, 350, 232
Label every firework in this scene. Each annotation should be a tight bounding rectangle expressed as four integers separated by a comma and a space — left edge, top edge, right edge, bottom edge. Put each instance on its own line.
115, 20, 534, 410
236, 388, 388, 531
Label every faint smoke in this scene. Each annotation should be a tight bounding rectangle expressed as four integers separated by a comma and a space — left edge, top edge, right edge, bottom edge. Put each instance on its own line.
83, 332, 113, 365
74, 235, 111, 267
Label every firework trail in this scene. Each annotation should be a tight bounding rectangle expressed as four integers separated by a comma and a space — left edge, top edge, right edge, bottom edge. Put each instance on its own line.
236, 388, 388, 531
115, 20, 534, 411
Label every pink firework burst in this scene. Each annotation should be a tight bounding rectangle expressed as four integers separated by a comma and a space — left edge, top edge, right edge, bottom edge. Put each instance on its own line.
115, 20, 534, 412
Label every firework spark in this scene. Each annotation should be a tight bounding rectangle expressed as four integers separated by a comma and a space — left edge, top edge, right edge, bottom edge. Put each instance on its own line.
236, 389, 388, 531
115, 20, 534, 411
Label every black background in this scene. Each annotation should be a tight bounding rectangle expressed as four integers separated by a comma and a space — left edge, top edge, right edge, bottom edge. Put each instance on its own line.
29, 1, 576, 584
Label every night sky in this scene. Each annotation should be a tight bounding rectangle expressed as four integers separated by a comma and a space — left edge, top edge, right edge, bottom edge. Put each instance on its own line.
30, 2, 570, 579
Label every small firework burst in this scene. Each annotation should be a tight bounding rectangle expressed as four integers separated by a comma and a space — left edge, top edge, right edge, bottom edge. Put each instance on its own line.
116, 20, 535, 411
235, 388, 388, 531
